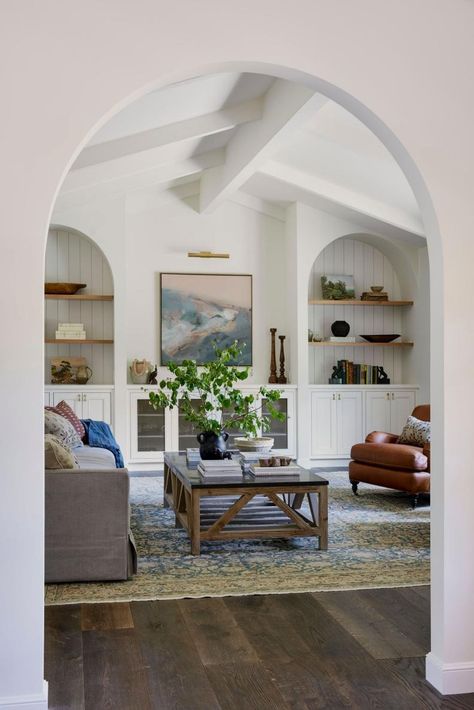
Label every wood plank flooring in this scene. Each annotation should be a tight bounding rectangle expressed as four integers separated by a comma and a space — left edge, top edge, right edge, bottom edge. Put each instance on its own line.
45, 586, 474, 709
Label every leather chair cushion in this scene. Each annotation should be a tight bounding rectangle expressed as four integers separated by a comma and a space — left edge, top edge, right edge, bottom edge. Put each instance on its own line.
351, 442, 428, 471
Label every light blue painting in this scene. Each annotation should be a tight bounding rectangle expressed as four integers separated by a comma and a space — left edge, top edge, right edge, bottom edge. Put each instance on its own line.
161, 273, 252, 365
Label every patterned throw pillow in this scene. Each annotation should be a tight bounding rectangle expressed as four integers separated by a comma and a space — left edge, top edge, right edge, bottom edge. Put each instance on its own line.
44, 434, 79, 469
44, 408, 83, 449
398, 415, 431, 446
45, 400, 86, 439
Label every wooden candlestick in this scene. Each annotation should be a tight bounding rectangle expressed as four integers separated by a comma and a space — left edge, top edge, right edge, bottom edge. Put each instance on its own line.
278, 335, 287, 384
268, 328, 278, 383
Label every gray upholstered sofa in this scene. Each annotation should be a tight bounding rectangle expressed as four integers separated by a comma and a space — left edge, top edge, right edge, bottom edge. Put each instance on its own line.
45, 446, 137, 583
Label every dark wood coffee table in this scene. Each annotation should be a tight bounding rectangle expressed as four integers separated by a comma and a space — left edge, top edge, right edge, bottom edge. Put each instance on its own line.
163, 453, 328, 555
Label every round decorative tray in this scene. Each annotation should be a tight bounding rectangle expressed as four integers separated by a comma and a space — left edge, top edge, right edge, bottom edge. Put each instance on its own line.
359, 334, 400, 343
45, 282, 87, 294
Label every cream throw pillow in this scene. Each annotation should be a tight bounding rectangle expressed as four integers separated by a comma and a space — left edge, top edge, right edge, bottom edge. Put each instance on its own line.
45, 434, 79, 469
44, 408, 83, 448
397, 415, 431, 446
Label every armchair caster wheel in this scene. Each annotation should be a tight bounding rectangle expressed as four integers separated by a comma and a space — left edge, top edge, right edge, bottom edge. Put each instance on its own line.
351, 481, 359, 496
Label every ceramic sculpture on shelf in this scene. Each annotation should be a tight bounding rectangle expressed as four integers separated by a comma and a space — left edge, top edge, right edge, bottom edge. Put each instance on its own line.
129, 359, 153, 384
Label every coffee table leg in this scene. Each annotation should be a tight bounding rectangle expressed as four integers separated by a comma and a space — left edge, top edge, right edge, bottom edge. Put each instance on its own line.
191, 490, 201, 556
319, 486, 328, 550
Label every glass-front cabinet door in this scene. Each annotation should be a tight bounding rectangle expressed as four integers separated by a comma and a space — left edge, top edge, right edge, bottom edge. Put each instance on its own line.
261, 388, 296, 455
129, 391, 171, 462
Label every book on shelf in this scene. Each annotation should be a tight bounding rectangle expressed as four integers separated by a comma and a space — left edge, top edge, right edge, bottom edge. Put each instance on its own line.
329, 336, 356, 343
334, 360, 383, 385
55, 330, 86, 340
58, 323, 85, 329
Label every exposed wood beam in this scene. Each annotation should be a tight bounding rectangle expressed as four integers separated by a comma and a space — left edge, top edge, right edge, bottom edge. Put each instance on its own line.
199, 80, 327, 213
246, 162, 425, 244
73, 98, 262, 170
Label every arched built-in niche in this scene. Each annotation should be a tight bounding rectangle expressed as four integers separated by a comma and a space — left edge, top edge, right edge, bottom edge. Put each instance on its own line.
308, 235, 424, 387
45, 226, 114, 384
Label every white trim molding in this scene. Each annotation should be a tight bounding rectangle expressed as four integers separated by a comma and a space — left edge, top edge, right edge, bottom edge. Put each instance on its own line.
426, 653, 474, 695
0, 681, 48, 710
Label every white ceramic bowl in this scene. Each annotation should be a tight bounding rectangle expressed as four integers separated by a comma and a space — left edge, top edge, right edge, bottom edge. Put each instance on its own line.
234, 436, 274, 452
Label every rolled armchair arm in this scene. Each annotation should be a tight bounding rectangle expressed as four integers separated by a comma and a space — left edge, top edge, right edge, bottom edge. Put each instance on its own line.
365, 431, 399, 444
423, 442, 431, 471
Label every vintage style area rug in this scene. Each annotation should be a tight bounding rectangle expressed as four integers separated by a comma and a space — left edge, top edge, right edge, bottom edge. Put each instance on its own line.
45, 471, 430, 605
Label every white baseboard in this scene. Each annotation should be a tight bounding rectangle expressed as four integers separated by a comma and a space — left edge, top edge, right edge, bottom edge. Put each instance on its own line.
426, 652, 474, 694
0, 681, 48, 710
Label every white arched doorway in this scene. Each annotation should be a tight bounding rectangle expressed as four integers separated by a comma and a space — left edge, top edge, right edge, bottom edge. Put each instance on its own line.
3, 3, 473, 701
46, 66, 444, 689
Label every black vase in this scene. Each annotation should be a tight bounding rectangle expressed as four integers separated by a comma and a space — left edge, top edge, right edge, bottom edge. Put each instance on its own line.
197, 431, 230, 460
331, 320, 350, 337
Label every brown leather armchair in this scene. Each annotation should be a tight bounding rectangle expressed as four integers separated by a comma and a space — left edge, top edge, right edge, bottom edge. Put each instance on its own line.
349, 404, 430, 508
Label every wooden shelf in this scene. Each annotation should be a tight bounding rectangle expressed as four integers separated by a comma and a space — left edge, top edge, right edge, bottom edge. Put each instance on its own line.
308, 299, 413, 306
309, 341, 413, 348
45, 294, 114, 301
45, 339, 114, 344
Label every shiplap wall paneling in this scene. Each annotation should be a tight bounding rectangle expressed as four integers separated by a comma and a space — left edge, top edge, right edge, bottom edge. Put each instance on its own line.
45, 228, 114, 384
308, 238, 403, 384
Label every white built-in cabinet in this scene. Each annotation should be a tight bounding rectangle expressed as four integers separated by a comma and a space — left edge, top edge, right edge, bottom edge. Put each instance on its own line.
365, 389, 416, 435
44, 386, 113, 427
127, 386, 297, 465
310, 390, 363, 458
310, 386, 418, 459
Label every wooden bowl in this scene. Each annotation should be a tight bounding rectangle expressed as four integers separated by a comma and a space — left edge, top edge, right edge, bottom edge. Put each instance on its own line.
359, 334, 400, 343
370, 285, 384, 293
45, 282, 87, 294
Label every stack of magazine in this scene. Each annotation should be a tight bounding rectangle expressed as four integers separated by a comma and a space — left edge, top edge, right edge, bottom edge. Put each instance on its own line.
197, 459, 243, 482
249, 464, 301, 478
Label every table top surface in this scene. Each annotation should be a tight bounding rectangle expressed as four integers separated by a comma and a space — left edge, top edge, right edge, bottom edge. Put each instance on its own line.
164, 452, 329, 489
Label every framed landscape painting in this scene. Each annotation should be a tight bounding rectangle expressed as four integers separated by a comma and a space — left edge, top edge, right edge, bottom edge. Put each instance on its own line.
160, 273, 252, 365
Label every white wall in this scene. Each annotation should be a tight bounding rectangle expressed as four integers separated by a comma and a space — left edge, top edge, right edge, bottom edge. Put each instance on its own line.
1, 0, 474, 703
124, 194, 287, 383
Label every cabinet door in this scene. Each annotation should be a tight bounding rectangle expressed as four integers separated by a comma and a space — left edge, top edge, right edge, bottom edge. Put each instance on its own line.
52, 390, 83, 417
365, 390, 391, 436
310, 391, 337, 457
262, 390, 296, 455
390, 390, 416, 434
82, 391, 112, 426
336, 391, 363, 456
130, 392, 165, 461
177, 398, 204, 451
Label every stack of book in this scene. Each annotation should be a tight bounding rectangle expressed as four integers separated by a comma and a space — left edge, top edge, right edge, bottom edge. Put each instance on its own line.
249, 464, 301, 478
334, 359, 381, 384
55, 322, 86, 340
361, 291, 388, 301
197, 459, 243, 482
186, 448, 201, 465
239, 450, 268, 473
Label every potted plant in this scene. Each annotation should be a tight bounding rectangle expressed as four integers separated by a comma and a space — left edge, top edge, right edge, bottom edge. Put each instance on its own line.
148, 342, 285, 459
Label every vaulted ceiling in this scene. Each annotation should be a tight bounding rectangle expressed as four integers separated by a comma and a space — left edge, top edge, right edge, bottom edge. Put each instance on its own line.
58, 72, 424, 244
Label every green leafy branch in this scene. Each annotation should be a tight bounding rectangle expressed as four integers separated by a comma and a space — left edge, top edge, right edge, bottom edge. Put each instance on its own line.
148, 342, 285, 436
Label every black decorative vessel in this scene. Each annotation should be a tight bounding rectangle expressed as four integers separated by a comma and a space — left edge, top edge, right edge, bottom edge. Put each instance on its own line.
197, 431, 231, 460
331, 320, 350, 337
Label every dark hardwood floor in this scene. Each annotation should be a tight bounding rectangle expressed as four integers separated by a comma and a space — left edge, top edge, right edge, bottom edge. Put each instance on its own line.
45, 586, 474, 709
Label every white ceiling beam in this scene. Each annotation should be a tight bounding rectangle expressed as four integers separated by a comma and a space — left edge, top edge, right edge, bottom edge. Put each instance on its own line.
246, 162, 425, 244
199, 80, 327, 213
62, 137, 226, 193
54, 150, 224, 211
72, 98, 263, 170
